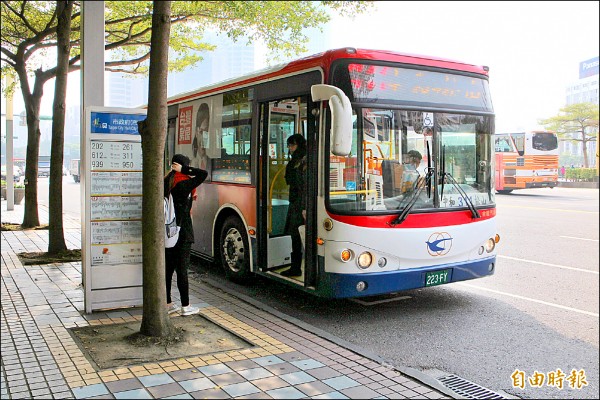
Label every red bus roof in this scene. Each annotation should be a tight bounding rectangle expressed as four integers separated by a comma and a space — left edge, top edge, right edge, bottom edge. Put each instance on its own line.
167, 47, 490, 106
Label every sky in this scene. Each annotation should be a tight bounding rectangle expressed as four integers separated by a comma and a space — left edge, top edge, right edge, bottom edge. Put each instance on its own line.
322, 1, 599, 132
2, 1, 599, 135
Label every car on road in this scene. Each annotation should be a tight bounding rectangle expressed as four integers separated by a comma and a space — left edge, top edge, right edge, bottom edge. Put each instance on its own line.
1, 165, 22, 182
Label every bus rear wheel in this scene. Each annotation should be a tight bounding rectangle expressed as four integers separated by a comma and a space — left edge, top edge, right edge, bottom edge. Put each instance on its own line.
219, 216, 251, 282
496, 189, 513, 194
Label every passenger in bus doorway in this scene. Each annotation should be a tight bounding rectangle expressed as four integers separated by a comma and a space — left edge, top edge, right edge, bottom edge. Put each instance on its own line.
165, 154, 208, 315
281, 134, 307, 277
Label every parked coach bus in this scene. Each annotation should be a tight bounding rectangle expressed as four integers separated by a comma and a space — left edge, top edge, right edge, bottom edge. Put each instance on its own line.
163, 47, 500, 298
38, 155, 51, 177
494, 130, 559, 194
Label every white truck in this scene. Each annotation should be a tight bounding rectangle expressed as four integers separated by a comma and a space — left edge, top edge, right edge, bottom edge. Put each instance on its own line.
69, 159, 81, 183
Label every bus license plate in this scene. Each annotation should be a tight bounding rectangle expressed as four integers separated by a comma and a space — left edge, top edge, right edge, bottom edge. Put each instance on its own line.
425, 269, 451, 287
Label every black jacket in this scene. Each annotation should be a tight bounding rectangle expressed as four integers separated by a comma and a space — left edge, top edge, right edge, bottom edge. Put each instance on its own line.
164, 165, 208, 244
284, 148, 306, 234
285, 148, 307, 206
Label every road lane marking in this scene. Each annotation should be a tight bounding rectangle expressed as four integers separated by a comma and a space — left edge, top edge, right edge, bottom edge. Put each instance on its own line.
560, 235, 599, 242
456, 283, 599, 318
500, 204, 598, 214
498, 255, 598, 275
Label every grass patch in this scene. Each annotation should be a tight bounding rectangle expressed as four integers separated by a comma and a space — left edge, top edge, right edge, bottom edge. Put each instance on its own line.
17, 249, 81, 265
1, 223, 49, 231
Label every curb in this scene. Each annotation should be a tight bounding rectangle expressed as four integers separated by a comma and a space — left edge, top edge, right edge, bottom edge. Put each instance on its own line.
557, 181, 599, 189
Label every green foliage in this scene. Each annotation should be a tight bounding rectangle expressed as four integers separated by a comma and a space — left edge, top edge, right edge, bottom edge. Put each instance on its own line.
539, 102, 599, 168
539, 102, 599, 142
2, 1, 372, 82
565, 167, 597, 181
0, 180, 24, 188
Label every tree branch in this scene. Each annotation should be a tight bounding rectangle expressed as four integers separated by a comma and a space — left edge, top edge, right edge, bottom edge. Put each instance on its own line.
1, 0, 40, 35
106, 53, 151, 68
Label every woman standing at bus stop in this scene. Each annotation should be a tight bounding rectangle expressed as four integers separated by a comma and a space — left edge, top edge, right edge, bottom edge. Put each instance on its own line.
165, 154, 208, 315
281, 134, 307, 277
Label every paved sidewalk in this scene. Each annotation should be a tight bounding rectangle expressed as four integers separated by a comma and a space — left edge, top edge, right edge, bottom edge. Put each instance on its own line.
1, 200, 451, 399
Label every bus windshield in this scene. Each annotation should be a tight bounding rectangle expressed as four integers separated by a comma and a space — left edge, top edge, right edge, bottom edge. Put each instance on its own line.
532, 131, 558, 151
327, 109, 495, 214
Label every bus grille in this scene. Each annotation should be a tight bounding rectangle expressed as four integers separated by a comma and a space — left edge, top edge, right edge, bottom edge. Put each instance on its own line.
531, 155, 558, 168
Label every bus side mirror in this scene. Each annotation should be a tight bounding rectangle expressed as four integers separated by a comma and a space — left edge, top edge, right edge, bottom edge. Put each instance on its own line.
311, 84, 352, 156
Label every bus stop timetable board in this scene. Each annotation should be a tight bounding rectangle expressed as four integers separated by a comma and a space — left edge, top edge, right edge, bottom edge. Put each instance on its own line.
83, 107, 147, 313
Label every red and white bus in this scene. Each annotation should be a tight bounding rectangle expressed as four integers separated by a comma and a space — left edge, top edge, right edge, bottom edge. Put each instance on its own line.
164, 47, 499, 298
494, 131, 559, 194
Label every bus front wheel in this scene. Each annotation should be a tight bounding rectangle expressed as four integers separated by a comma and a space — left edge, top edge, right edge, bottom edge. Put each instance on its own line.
496, 189, 513, 194
219, 216, 251, 283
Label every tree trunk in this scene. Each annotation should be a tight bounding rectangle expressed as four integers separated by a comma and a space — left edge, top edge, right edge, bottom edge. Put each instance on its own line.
48, 0, 73, 254
18, 66, 47, 228
139, 0, 174, 338
582, 132, 590, 168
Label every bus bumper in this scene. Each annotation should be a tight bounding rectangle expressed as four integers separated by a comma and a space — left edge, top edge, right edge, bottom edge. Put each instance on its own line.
525, 181, 558, 188
317, 257, 496, 298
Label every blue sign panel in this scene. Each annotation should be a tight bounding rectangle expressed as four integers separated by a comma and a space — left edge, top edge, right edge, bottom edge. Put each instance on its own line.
90, 112, 146, 135
579, 56, 599, 79
346, 181, 356, 191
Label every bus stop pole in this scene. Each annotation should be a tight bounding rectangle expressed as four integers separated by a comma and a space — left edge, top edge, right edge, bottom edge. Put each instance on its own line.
5, 75, 14, 211
81, 1, 105, 313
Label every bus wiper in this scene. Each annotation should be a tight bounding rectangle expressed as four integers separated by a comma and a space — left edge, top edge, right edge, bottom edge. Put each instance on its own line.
426, 141, 432, 199
441, 172, 481, 219
440, 144, 446, 199
390, 168, 433, 226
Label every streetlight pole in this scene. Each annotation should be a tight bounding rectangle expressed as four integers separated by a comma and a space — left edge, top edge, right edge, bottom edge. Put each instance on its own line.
5, 75, 14, 210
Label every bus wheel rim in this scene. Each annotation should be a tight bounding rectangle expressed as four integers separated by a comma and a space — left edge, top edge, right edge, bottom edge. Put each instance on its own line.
223, 228, 245, 272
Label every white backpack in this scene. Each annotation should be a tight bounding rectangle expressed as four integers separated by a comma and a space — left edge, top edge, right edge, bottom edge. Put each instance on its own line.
164, 193, 180, 248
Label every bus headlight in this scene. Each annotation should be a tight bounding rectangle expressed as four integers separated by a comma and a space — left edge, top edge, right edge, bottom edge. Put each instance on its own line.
377, 257, 387, 268
485, 238, 496, 253
357, 252, 373, 269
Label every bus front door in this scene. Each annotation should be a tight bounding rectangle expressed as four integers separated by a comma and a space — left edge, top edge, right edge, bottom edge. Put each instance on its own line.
259, 96, 317, 288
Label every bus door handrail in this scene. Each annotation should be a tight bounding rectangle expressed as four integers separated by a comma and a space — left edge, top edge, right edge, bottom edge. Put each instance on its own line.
330, 189, 375, 196
268, 163, 288, 233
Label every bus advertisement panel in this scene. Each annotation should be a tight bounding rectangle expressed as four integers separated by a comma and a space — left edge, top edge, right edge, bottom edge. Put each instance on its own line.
163, 47, 500, 298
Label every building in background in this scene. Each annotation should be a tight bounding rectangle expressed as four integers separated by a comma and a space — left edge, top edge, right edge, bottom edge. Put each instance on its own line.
562, 56, 599, 167
167, 25, 331, 97
106, 72, 147, 108
167, 31, 256, 97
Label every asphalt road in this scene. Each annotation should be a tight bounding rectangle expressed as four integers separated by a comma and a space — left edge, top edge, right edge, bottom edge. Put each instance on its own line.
191, 187, 599, 400
43, 179, 599, 399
